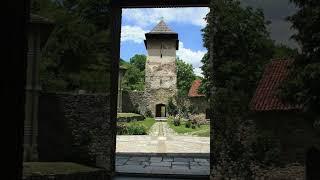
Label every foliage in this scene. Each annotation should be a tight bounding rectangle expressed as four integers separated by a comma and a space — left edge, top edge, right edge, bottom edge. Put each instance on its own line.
176, 58, 197, 96
280, 0, 320, 116
167, 117, 210, 136
202, 0, 275, 177
117, 118, 155, 135
144, 109, 153, 118
31, 0, 112, 93
185, 120, 191, 128
122, 54, 146, 91
167, 97, 178, 116
189, 114, 207, 126
117, 124, 147, 135
130, 54, 147, 71
173, 117, 181, 126
272, 44, 298, 59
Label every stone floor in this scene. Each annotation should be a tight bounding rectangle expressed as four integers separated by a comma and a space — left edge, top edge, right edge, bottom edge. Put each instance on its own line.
116, 155, 210, 175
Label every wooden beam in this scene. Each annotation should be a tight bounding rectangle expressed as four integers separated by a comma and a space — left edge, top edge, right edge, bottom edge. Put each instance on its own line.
120, 0, 210, 8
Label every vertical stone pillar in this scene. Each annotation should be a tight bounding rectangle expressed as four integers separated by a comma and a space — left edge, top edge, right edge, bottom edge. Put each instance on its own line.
117, 67, 127, 113
24, 29, 41, 161
24, 15, 54, 161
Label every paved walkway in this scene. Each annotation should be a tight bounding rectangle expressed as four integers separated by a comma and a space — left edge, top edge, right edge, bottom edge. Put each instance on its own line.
116, 155, 210, 175
116, 122, 209, 154
116, 122, 210, 175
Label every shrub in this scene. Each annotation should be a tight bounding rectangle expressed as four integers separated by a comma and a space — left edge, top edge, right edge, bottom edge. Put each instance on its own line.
185, 120, 191, 128
173, 118, 181, 126
167, 97, 178, 116
191, 124, 196, 129
117, 123, 147, 135
117, 124, 128, 135
126, 124, 147, 135
144, 109, 153, 118
189, 114, 207, 126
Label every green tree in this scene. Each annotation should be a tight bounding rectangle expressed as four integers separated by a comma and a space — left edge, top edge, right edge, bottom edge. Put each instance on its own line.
130, 54, 147, 71
273, 44, 298, 59
167, 97, 178, 116
176, 58, 196, 96
122, 54, 146, 91
202, 0, 275, 177
280, 0, 320, 114
32, 0, 112, 93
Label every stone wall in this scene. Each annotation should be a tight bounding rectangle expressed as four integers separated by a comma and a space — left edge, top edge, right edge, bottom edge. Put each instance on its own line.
253, 111, 320, 165
38, 92, 114, 171
188, 97, 209, 116
122, 91, 146, 114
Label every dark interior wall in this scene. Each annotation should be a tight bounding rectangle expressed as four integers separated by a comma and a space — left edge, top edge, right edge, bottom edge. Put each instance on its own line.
2, 1, 29, 179
254, 111, 320, 164
38, 92, 114, 170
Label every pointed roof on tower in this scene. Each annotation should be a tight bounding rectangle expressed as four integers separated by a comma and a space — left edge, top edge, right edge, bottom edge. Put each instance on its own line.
144, 19, 179, 50
149, 20, 177, 34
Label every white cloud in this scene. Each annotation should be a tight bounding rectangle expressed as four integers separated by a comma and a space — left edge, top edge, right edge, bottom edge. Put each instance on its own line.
123, 8, 209, 28
121, 25, 148, 43
177, 42, 207, 77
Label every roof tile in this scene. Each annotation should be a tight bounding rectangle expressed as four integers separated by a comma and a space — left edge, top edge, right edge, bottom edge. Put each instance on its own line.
250, 59, 302, 112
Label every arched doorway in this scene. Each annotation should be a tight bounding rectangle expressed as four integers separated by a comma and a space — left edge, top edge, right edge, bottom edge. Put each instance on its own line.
155, 104, 166, 117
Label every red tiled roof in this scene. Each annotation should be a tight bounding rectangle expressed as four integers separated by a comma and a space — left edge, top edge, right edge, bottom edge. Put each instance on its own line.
250, 59, 302, 112
188, 79, 205, 97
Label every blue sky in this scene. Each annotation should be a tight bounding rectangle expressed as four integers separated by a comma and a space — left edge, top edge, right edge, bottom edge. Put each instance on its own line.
120, 2, 298, 76
120, 8, 208, 76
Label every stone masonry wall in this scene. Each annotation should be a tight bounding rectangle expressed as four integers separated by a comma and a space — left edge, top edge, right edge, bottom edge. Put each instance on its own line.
38, 92, 114, 172
122, 90, 146, 114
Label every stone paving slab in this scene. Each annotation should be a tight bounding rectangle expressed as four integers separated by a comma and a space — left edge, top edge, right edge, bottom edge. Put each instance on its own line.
116, 135, 209, 154
115, 155, 210, 175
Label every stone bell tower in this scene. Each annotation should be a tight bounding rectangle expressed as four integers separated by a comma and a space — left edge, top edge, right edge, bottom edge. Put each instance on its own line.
144, 20, 179, 118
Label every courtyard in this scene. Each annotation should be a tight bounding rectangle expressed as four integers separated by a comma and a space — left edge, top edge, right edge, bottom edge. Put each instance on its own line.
116, 121, 210, 175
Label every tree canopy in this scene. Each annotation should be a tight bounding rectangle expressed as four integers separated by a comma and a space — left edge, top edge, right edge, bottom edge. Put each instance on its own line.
202, 0, 276, 177
121, 55, 146, 91
280, 0, 320, 115
32, 0, 112, 93
176, 58, 197, 96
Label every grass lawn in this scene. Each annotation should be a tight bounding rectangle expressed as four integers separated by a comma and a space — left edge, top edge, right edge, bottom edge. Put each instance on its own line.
117, 118, 156, 134
23, 162, 101, 176
168, 118, 210, 137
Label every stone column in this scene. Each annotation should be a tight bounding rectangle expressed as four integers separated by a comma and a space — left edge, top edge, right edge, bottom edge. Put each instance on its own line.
24, 28, 41, 161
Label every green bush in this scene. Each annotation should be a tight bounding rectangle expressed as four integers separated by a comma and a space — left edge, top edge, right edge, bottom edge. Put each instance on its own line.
117, 123, 147, 135
191, 124, 196, 129
117, 124, 128, 135
167, 97, 178, 116
144, 109, 153, 118
173, 118, 181, 126
185, 120, 191, 128
126, 124, 147, 135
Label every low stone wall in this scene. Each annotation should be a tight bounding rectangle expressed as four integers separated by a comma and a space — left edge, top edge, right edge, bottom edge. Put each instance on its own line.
23, 170, 109, 180
117, 113, 145, 122
38, 92, 115, 171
